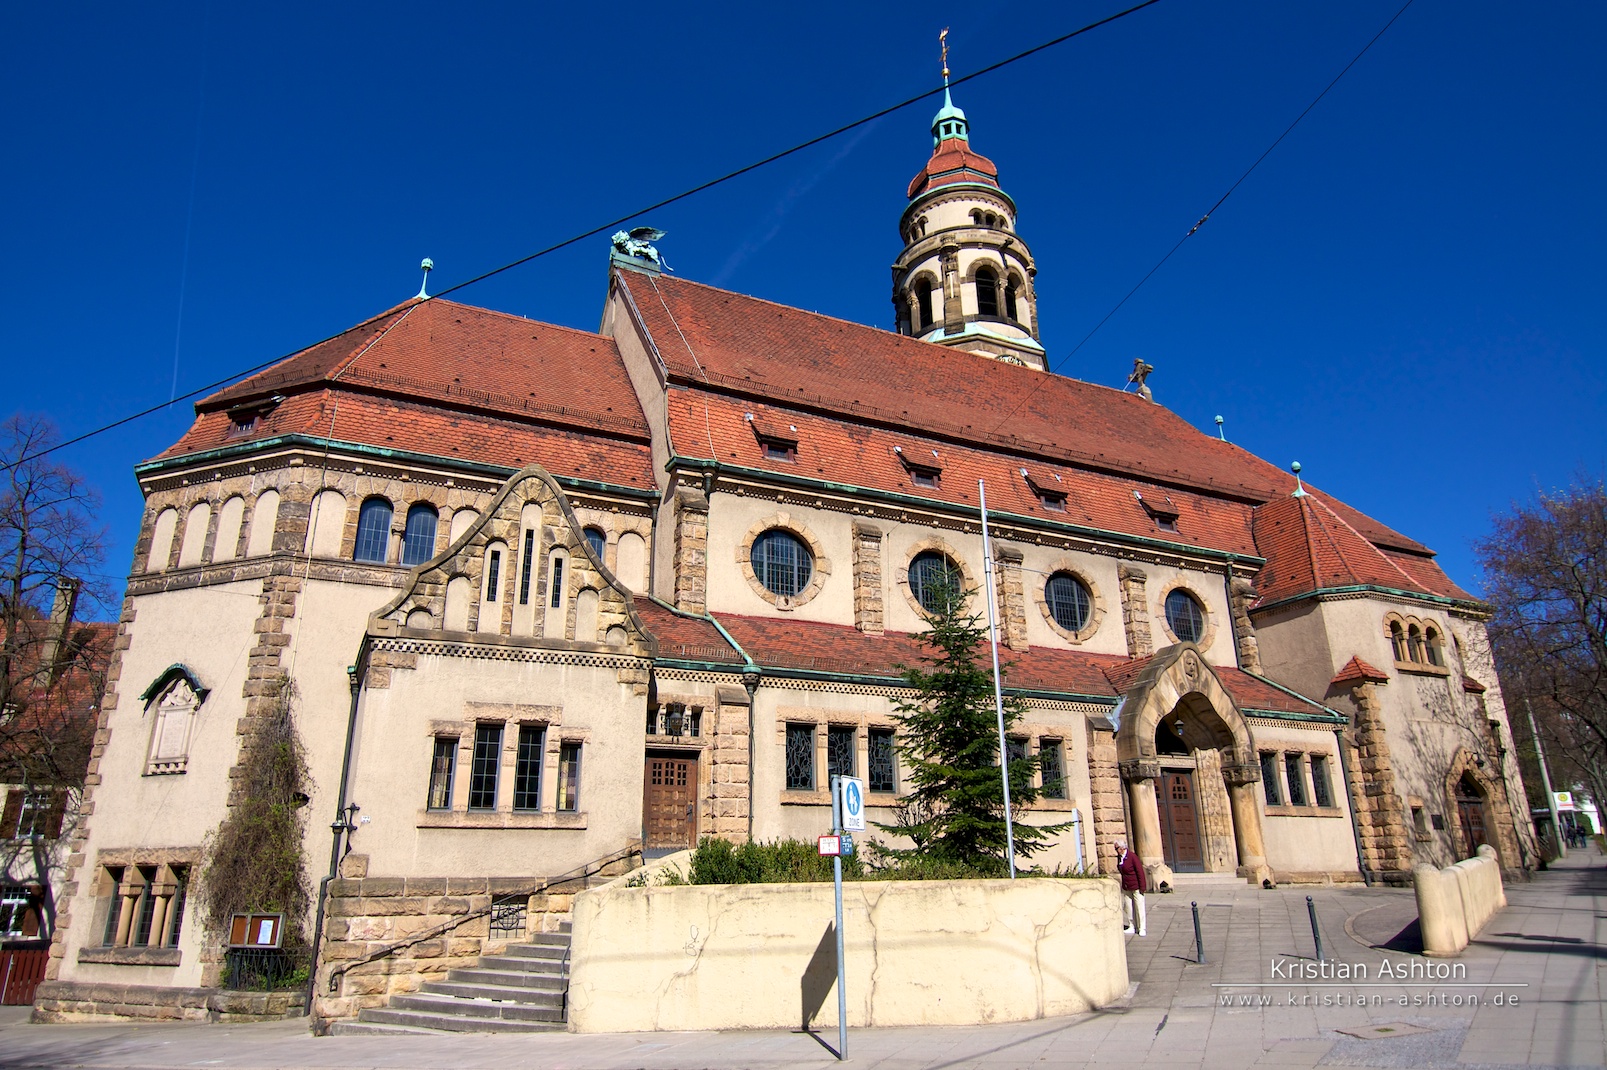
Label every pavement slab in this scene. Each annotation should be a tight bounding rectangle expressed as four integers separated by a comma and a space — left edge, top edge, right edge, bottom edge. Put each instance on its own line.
0, 845, 1601, 1070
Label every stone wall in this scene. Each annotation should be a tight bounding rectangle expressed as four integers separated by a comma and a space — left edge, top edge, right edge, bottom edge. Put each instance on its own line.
32, 981, 304, 1024
568, 876, 1128, 1032
312, 845, 640, 1029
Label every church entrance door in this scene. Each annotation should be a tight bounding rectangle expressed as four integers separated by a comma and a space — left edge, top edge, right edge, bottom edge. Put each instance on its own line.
1157, 770, 1204, 872
643, 751, 698, 850
1456, 774, 1488, 858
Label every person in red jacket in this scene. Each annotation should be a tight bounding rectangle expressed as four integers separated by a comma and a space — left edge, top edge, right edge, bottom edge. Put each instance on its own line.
1116, 838, 1147, 936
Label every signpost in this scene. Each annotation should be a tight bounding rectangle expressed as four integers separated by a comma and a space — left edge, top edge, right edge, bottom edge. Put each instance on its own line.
824, 776, 863, 1059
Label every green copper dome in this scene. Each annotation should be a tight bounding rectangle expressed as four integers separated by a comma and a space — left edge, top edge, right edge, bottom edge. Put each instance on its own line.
931, 87, 969, 147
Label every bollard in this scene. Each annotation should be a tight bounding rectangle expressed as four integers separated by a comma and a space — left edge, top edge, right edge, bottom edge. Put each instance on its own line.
1306, 895, 1325, 962
1191, 901, 1205, 964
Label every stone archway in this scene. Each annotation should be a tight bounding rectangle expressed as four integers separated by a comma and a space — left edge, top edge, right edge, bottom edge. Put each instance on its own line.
1115, 644, 1271, 886
1443, 748, 1519, 869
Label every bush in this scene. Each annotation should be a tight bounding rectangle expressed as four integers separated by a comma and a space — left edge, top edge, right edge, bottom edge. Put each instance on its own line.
684, 837, 864, 884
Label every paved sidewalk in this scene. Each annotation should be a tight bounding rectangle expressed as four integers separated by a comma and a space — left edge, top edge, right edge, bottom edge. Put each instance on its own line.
1, 846, 1601, 1069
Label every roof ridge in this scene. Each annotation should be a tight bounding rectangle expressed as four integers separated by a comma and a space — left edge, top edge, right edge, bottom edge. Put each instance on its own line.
1305, 493, 1429, 594
424, 298, 611, 341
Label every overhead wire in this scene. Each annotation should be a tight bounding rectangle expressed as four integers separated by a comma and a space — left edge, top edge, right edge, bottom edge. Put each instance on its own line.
3, 0, 1163, 475
985, 0, 1418, 434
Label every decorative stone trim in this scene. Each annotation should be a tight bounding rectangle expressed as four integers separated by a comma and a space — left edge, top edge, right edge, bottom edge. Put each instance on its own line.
895, 536, 977, 618
1228, 575, 1262, 673
76, 946, 182, 967
1032, 558, 1107, 645
1117, 563, 1152, 658
673, 487, 709, 615
996, 546, 1029, 651
415, 811, 587, 830
735, 511, 832, 610
1154, 577, 1219, 652
851, 521, 885, 635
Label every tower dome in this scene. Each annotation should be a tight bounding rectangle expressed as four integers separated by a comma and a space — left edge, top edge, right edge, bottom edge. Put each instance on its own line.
891, 82, 1044, 370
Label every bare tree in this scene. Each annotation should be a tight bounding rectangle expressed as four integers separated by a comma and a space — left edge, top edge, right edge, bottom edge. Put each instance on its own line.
1477, 477, 1607, 817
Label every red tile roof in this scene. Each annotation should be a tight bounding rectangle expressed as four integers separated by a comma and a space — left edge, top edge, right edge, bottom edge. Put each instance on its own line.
1250, 493, 1444, 608
1331, 656, 1390, 687
1462, 674, 1487, 695
153, 298, 657, 490
908, 140, 1002, 199
615, 271, 1431, 557
634, 599, 745, 665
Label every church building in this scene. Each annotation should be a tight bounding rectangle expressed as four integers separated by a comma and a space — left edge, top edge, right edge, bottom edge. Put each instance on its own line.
36, 83, 1536, 1026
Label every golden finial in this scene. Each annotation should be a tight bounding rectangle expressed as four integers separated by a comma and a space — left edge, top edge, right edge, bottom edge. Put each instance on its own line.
940, 27, 950, 85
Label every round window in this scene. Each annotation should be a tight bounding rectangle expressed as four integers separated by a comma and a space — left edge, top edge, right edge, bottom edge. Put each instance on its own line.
751, 529, 813, 598
1045, 573, 1092, 633
1165, 589, 1205, 644
909, 551, 963, 614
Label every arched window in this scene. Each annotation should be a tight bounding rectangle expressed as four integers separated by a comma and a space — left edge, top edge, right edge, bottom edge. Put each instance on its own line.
1045, 573, 1092, 633
909, 551, 963, 614
916, 282, 934, 330
583, 527, 607, 561
1004, 279, 1019, 321
353, 497, 393, 563
1407, 625, 1425, 664
1389, 621, 1407, 662
146, 507, 178, 573
1423, 626, 1443, 667
400, 504, 438, 566
975, 266, 1000, 318
1164, 589, 1205, 644
752, 529, 813, 599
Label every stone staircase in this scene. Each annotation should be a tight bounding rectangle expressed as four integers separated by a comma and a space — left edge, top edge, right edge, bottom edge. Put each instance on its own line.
330, 923, 571, 1034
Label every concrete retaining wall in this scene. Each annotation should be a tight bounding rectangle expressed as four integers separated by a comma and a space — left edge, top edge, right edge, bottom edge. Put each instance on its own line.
1413, 844, 1507, 957
567, 876, 1127, 1033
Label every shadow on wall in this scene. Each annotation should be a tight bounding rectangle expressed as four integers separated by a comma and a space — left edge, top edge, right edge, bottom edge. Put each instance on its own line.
801, 922, 836, 1030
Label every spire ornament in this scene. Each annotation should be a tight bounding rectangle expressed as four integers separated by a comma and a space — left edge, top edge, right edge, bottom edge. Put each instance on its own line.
940, 27, 951, 85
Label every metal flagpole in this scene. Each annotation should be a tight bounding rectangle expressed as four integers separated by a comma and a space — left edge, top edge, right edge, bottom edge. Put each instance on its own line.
978, 479, 1017, 878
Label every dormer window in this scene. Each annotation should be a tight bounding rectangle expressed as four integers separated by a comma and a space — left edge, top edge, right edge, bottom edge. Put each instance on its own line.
224, 398, 280, 439
748, 416, 798, 463
1134, 491, 1179, 533
1024, 471, 1066, 512
897, 447, 942, 489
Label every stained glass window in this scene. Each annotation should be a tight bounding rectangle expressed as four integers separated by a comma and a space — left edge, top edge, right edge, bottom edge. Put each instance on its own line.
1284, 753, 1308, 807
1310, 754, 1333, 808
785, 724, 815, 791
828, 726, 856, 780
1259, 751, 1282, 806
1039, 739, 1066, 799
518, 530, 535, 604
869, 728, 896, 793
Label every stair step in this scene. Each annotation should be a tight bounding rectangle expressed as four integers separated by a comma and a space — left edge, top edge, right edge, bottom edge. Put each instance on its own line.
478, 953, 565, 971
356, 1008, 564, 1033
503, 943, 568, 960
329, 1020, 446, 1036
390, 993, 563, 1022
447, 967, 565, 990
420, 980, 564, 1005
524, 932, 572, 947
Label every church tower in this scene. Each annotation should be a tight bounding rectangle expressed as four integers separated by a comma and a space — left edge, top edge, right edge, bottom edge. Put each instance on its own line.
892, 49, 1044, 370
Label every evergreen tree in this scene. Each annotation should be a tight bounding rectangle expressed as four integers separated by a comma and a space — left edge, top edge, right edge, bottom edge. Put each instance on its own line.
876, 580, 1069, 872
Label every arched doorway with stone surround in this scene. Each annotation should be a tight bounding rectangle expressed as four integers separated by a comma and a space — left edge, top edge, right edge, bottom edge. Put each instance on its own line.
1443, 747, 1520, 869
1115, 644, 1272, 887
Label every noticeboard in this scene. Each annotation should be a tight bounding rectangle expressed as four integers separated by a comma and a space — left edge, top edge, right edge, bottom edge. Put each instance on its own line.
228, 913, 284, 949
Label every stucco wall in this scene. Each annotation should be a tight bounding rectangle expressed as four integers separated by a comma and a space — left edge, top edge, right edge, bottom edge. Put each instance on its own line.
567, 876, 1127, 1032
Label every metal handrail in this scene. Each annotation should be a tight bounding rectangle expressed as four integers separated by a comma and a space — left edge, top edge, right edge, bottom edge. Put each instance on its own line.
324, 842, 638, 994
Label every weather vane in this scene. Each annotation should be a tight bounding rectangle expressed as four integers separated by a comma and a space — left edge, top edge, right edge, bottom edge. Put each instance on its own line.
940, 27, 951, 85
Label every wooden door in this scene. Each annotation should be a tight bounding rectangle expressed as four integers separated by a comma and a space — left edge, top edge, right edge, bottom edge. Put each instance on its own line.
1157, 771, 1204, 872
644, 752, 698, 850
1457, 796, 1488, 856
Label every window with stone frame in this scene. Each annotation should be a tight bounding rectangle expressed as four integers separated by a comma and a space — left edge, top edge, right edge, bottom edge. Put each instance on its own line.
426, 737, 456, 811
647, 701, 703, 738
100, 863, 189, 950
1039, 738, 1067, 799
1259, 751, 1283, 806
353, 497, 393, 564
513, 724, 545, 812
868, 728, 897, 793
400, 503, 439, 566
1309, 754, 1334, 808
1283, 753, 1308, 807
556, 741, 583, 811
785, 723, 816, 791
467, 723, 503, 811
827, 725, 856, 780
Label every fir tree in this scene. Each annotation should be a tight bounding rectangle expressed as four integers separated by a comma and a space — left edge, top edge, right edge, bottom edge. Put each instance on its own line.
876, 580, 1069, 872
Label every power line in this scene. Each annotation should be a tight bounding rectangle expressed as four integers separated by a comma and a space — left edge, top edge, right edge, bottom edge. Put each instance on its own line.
5, 0, 1164, 475
987, 0, 1419, 434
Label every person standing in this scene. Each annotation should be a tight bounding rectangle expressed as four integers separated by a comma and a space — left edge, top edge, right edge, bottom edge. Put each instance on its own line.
1116, 838, 1147, 936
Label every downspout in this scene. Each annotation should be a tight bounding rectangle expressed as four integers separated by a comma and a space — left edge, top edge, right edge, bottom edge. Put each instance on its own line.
1333, 726, 1372, 886
306, 647, 367, 1028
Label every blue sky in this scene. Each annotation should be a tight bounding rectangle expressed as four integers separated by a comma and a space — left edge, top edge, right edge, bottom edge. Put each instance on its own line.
4, 1, 1603, 618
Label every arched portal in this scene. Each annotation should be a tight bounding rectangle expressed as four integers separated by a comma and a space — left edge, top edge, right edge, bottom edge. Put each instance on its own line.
1114, 644, 1270, 886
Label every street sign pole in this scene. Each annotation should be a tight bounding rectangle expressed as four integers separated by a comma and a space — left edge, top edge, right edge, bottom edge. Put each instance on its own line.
831, 775, 847, 1060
